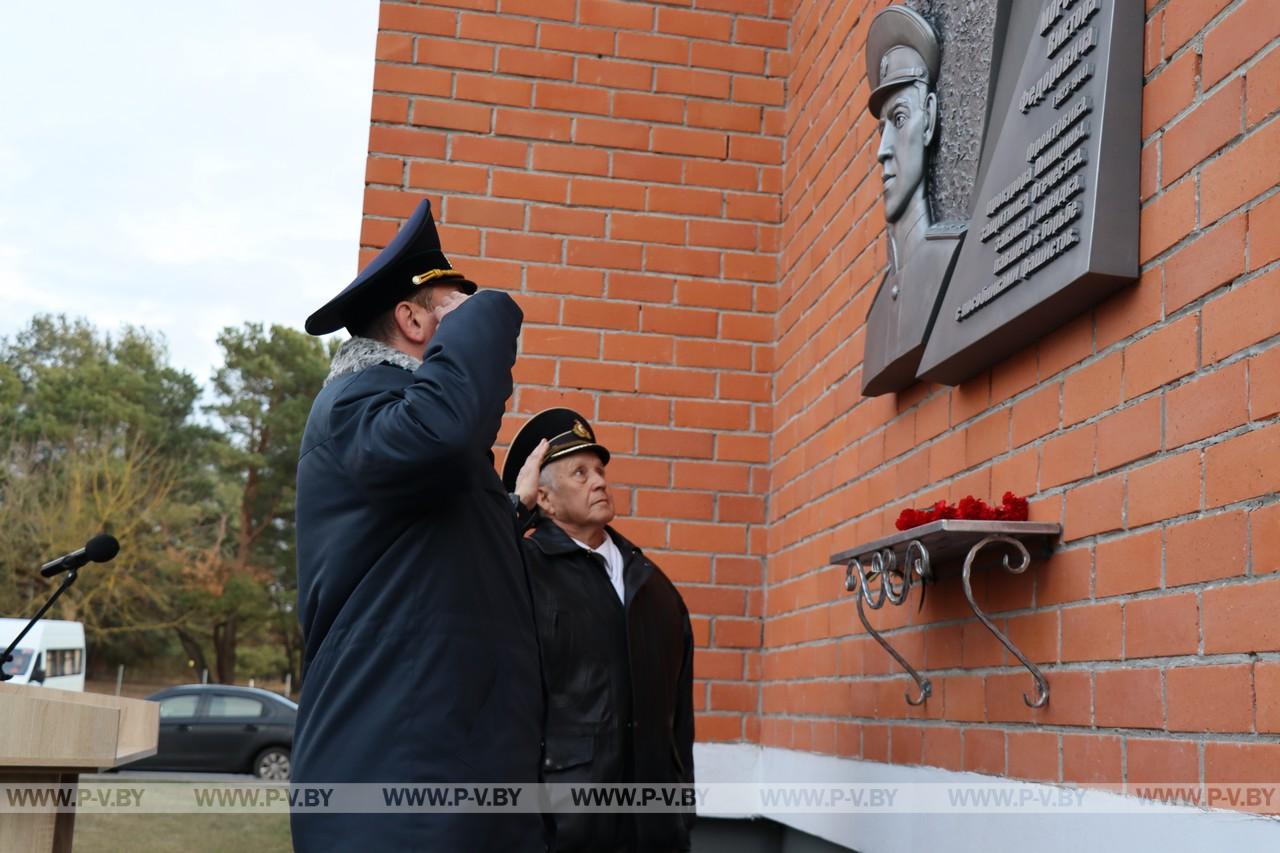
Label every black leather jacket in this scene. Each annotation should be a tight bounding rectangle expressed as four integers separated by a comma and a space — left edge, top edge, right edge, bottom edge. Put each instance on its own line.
522, 518, 696, 853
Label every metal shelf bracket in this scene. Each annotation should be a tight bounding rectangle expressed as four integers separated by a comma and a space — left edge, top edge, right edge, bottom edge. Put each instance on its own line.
833, 520, 1061, 708
844, 541, 933, 705
960, 535, 1049, 708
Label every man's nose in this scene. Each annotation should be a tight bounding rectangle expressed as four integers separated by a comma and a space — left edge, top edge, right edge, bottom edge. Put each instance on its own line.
877, 128, 893, 164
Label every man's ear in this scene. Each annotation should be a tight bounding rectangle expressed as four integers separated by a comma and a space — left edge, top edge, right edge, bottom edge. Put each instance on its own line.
923, 90, 938, 147
536, 485, 555, 517
393, 300, 429, 346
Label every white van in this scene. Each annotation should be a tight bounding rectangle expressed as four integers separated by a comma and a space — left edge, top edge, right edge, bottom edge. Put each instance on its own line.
0, 618, 86, 691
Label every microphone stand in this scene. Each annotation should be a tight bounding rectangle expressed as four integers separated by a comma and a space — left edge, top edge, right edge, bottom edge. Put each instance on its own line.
0, 567, 82, 682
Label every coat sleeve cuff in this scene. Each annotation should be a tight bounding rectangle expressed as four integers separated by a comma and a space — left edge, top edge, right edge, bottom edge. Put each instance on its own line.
509, 493, 538, 533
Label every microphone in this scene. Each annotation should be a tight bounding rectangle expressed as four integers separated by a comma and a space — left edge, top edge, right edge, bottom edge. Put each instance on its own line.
39, 534, 120, 578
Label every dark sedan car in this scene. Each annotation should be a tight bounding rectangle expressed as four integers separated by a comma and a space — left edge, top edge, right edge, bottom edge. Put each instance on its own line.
124, 684, 296, 780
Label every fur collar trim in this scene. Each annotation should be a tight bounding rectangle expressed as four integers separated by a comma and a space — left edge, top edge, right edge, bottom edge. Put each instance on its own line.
324, 336, 422, 387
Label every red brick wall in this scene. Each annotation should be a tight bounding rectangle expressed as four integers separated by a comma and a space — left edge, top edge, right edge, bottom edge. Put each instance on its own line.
362, 0, 1280, 800
764, 0, 1280, 795
361, 0, 790, 744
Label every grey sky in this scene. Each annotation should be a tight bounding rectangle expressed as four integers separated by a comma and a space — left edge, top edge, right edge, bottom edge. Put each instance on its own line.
0, 1, 378, 383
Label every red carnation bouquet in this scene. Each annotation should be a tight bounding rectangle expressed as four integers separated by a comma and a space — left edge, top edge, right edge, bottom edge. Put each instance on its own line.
894, 491, 1029, 531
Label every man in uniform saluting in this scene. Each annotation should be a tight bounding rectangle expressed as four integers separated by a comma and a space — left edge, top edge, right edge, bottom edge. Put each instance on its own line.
293, 199, 545, 852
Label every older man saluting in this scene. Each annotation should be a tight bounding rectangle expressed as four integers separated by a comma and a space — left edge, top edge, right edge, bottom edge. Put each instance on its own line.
506, 409, 695, 853
293, 199, 544, 852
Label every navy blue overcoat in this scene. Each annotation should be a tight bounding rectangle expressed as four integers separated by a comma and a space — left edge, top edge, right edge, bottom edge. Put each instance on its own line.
291, 291, 545, 852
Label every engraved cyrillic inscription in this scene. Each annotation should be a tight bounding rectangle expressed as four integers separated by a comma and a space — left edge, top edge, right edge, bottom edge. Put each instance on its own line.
1019, 25, 1097, 113
961, 1, 1102, 321
918, 0, 1140, 386
1046, 0, 1100, 57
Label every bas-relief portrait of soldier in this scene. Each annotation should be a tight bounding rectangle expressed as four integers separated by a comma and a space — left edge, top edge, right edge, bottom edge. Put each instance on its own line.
860, 0, 1141, 393
860, 4, 971, 397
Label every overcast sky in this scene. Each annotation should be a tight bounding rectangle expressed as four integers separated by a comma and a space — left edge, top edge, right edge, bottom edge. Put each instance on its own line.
0, 1, 378, 383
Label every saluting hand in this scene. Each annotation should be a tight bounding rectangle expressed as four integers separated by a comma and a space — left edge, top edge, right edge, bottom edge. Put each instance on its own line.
432, 290, 469, 324
514, 438, 550, 509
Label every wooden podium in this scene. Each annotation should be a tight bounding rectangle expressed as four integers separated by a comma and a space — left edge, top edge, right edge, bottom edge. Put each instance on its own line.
0, 682, 158, 852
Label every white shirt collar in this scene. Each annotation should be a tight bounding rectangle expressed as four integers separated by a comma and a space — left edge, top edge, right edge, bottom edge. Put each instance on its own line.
570, 531, 625, 603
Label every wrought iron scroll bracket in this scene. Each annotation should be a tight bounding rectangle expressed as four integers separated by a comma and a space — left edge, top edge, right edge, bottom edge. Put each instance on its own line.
835, 522, 1060, 708
961, 535, 1050, 708
843, 541, 932, 705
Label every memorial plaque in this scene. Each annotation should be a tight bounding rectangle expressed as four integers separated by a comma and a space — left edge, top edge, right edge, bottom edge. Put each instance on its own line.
915, 0, 1141, 385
